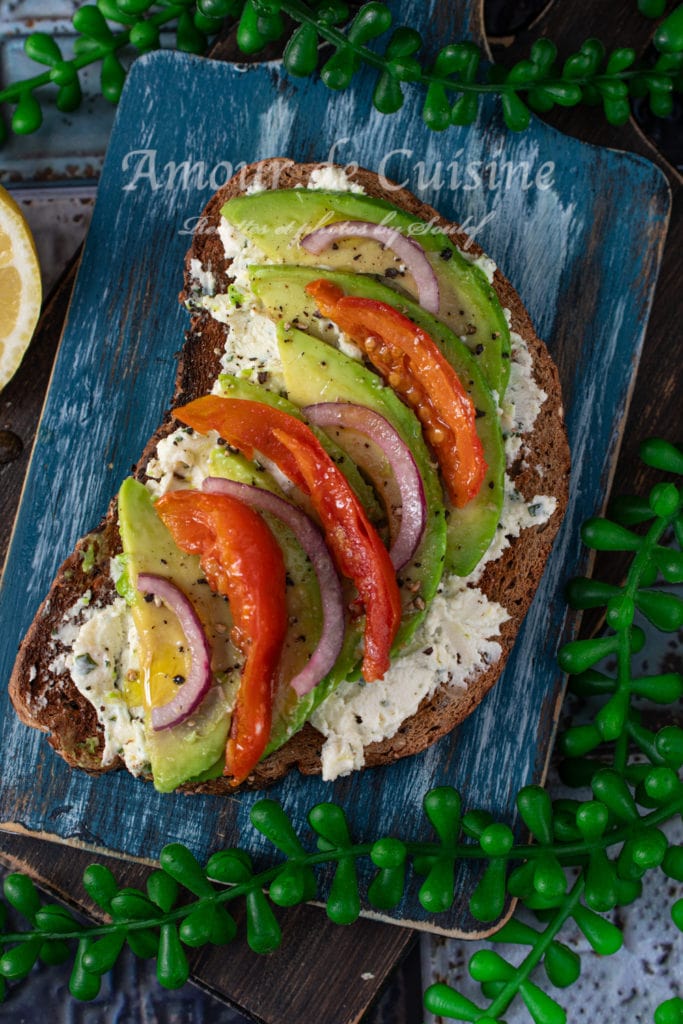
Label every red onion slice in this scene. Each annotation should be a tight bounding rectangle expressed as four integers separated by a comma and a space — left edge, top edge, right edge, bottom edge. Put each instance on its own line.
202, 477, 345, 698
300, 220, 440, 315
303, 402, 427, 570
137, 573, 213, 731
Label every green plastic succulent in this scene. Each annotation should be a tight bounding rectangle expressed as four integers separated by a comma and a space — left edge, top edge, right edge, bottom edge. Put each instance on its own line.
0, 1, 682, 143
0, 438, 681, 1022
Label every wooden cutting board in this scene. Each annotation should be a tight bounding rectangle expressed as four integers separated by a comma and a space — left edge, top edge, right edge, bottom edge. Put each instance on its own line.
0, 0, 671, 945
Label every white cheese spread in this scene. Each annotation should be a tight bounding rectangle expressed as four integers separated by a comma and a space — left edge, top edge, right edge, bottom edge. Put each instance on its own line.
307, 166, 366, 193
145, 427, 220, 498
500, 330, 547, 467
69, 597, 148, 775
310, 578, 508, 779
189, 258, 216, 297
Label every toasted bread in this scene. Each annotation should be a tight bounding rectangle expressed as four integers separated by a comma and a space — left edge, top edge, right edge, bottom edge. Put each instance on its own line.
9, 159, 570, 791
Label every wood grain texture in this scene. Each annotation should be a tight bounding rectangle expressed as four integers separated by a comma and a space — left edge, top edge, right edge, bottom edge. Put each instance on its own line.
0, 20, 671, 941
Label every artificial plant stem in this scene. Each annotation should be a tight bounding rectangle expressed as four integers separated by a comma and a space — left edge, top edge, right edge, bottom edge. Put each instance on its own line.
0, 5, 187, 107
277, 0, 679, 96
3, 792, 682, 950
613, 507, 674, 772
483, 876, 585, 1020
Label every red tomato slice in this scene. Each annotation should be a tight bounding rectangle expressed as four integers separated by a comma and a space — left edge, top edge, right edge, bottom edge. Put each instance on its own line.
155, 489, 287, 786
305, 279, 487, 508
174, 395, 402, 682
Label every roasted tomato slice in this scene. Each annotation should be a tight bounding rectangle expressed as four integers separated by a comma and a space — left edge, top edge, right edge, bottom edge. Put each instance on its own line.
156, 489, 287, 786
174, 395, 402, 682
305, 279, 487, 507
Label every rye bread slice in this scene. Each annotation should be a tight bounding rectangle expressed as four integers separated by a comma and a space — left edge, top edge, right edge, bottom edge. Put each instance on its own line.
9, 160, 570, 791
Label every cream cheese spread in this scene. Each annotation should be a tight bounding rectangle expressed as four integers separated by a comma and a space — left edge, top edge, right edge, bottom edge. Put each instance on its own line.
306, 165, 366, 193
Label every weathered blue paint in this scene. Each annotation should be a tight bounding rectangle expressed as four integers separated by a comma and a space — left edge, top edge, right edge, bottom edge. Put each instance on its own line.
0, 37, 670, 936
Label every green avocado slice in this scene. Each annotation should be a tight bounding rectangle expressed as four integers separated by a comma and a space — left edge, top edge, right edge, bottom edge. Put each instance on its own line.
211, 368, 447, 753
215, 372, 384, 527
117, 477, 237, 793
220, 189, 510, 395
273, 322, 447, 649
208, 435, 363, 756
248, 265, 505, 576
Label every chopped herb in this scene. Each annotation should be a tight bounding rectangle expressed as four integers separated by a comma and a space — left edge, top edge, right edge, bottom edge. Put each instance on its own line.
80, 541, 97, 574
227, 284, 244, 308
74, 653, 97, 675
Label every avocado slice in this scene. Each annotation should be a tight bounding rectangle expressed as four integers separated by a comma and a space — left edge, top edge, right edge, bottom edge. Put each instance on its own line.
271, 322, 447, 650
117, 478, 237, 793
249, 265, 505, 576
208, 444, 363, 756
215, 373, 384, 527
213, 368, 446, 753
220, 189, 510, 395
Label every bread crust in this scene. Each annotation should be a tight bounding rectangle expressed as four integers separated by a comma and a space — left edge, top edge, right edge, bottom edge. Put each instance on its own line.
9, 159, 570, 791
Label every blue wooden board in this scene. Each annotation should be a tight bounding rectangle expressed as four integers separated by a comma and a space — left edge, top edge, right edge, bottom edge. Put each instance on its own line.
0, 24, 670, 936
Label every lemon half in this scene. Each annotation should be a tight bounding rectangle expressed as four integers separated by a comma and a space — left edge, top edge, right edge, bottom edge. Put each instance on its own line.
0, 185, 42, 393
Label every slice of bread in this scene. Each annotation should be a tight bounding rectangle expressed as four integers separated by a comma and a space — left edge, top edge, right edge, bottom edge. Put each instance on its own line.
9, 159, 570, 791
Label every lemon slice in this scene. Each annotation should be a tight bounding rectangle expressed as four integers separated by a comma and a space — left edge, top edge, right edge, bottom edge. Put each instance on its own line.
0, 185, 42, 393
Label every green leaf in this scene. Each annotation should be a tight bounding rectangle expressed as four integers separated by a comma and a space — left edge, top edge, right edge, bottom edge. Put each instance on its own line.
69, 938, 101, 1001
110, 889, 160, 921
3, 874, 41, 920
655, 997, 683, 1024
283, 23, 319, 77
160, 844, 214, 897
82, 930, 127, 974
129, 21, 160, 53
251, 800, 308, 858
246, 889, 282, 951
424, 982, 484, 1021
517, 786, 553, 845
157, 923, 189, 989
101, 53, 126, 104
0, 938, 42, 980
72, 5, 116, 44
544, 941, 581, 988
12, 91, 42, 135
572, 904, 623, 954
82, 863, 118, 912
654, 5, 683, 54
176, 9, 207, 54
147, 870, 179, 913
638, 0, 667, 17
24, 34, 63, 67
519, 978, 567, 1024
640, 438, 683, 474
606, 48, 636, 74
419, 856, 455, 913
237, 0, 271, 54
635, 589, 683, 630
35, 905, 82, 934
469, 858, 508, 922
368, 859, 406, 910
501, 91, 531, 131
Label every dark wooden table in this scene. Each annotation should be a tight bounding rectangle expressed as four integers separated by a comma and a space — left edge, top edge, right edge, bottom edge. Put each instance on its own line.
0, 2, 680, 1021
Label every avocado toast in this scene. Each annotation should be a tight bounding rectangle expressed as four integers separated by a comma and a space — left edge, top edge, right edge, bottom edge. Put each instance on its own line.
9, 159, 570, 792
